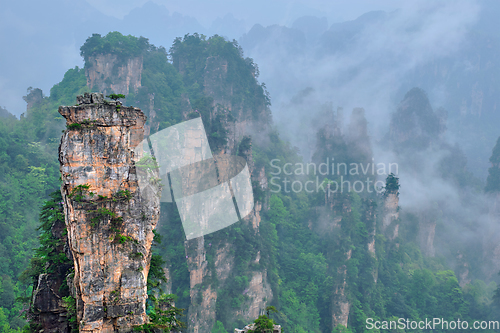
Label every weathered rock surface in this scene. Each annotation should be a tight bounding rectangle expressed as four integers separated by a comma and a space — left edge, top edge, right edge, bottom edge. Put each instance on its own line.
382, 192, 399, 240
23, 87, 44, 112
31, 274, 71, 332
58, 93, 159, 332
174, 53, 272, 332
417, 211, 436, 257
82, 45, 274, 332
86, 55, 143, 95
332, 249, 352, 329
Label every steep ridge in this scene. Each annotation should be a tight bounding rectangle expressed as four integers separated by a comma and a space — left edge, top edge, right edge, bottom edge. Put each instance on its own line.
85, 54, 143, 96
168, 34, 273, 332
77, 32, 275, 331
16, 31, 500, 333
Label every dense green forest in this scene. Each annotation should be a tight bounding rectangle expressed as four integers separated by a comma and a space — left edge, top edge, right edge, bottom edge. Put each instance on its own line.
0, 69, 89, 331
0, 31, 499, 333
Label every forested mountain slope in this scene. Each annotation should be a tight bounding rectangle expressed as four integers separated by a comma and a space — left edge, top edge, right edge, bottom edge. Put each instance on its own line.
0, 32, 499, 333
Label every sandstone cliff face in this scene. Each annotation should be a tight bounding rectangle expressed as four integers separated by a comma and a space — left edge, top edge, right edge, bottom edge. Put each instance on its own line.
347, 107, 372, 160
86, 55, 143, 95
319, 191, 360, 330
82, 46, 273, 331
236, 270, 273, 320
203, 55, 270, 155
417, 211, 436, 257
184, 237, 272, 333
183, 160, 271, 332
23, 88, 44, 112
364, 201, 377, 256
185, 237, 217, 333
58, 93, 159, 332
456, 252, 472, 287
177, 54, 272, 332
382, 193, 399, 240
186, 156, 265, 326
204, 56, 230, 111
332, 249, 351, 328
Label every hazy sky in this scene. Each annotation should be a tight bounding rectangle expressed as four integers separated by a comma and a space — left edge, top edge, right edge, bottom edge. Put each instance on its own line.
84, 0, 402, 26
0, 0, 405, 117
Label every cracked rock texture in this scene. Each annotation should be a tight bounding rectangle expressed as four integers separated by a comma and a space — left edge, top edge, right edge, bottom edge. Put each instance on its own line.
58, 93, 159, 332
86, 55, 143, 96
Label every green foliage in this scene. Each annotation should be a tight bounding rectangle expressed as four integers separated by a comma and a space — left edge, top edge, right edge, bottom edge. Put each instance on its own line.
208, 110, 233, 152
266, 306, 278, 317
238, 136, 252, 157
18, 191, 74, 332
211, 320, 228, 333
493, 283, 500, 308
332, 324, 353, 333
80, 32, 149, 63
129, 252, 144, 260
113, 189, 132, 201
170, 33, 271, 122
133, 235, 185, 332
106, 94, 126, 101
20, 191, 70, 282
114, 234, 136, 244
148, 254, 167, 288
49, 67, 90, 107
2, 31, 498, 333
134, 294, 185, 332
88, 207, 116, 228
153, 204, 191, 325
390, 87, 441, 151
248, 314, 278, 333
68, 184, 92, 202
79, 119, 97, 127
61, 296, 78, 333
136, 155, 158, 171
384, 173, 400, 196
126, 42, 184, 133
66, 123, 81, 130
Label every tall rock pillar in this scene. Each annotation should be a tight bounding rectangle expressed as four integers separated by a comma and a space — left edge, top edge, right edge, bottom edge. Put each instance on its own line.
58, 93, 159, 332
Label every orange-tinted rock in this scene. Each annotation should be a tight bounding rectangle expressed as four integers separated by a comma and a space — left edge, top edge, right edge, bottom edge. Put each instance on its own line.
59, 93, 160, 332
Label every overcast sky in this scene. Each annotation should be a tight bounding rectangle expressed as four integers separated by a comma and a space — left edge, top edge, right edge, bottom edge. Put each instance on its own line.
0, 0, 407, 116
0, 0, 489, 121
85, 0, 402, 26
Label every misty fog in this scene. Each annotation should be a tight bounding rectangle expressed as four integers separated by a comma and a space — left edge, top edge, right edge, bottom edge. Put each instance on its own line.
3, 1, 500, 330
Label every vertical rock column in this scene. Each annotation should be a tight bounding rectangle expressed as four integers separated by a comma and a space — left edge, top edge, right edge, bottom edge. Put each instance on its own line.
58, 93, 159, 332
382, 192, 399, 240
